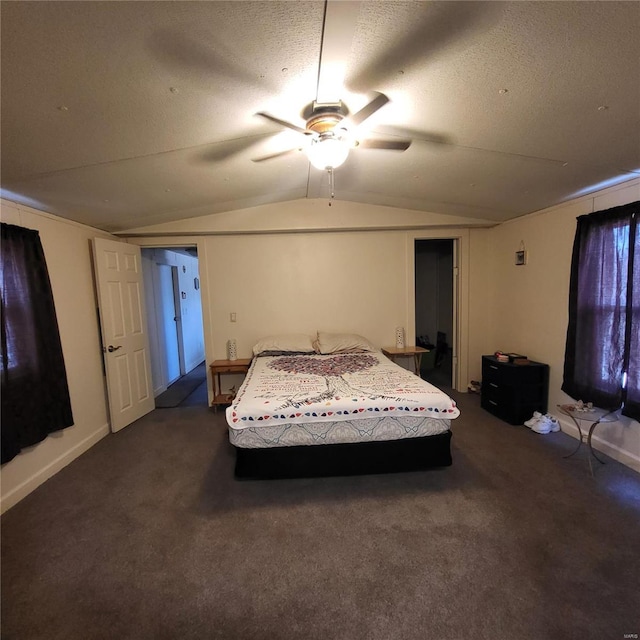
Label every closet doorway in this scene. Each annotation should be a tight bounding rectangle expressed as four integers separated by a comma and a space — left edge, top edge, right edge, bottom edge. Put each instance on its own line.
414, 239, 456, 389
141, 247, 206, 406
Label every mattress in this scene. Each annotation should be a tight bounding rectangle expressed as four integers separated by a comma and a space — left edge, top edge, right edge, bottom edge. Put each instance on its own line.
226, 351, 459, 449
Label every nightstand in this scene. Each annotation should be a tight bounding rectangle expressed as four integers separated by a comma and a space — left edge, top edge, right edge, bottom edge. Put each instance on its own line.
209, 358, 251, 409
381, 346, 429, 375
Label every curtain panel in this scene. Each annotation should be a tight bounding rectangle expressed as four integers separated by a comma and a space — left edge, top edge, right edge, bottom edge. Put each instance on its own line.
562, 201, 639, 421
1, 223, 74, 464
623, 210, 640, 420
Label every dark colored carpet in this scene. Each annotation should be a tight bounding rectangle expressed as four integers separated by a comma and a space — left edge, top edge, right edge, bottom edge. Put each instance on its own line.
1, 391, 639, 640
155, 362, 206, 408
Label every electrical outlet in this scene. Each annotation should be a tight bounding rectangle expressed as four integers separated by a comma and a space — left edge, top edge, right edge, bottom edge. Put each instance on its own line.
230, 312, 237, 322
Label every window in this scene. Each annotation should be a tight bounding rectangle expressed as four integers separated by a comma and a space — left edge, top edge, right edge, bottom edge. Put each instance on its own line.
1, 223, 74, 464
562, 201, 639, 421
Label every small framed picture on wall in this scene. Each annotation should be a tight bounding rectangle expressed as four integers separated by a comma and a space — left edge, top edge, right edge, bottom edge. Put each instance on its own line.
515, 250, 527, 266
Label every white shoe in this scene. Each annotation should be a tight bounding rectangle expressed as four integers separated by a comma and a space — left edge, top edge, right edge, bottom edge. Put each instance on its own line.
545, 414, 560, 432
531, 414, 560, 434
524, 411, 543, 428
531, 416, 553, 434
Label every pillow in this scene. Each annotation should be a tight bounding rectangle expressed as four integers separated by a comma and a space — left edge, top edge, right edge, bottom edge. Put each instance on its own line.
314, 331, 377, 354
252, 334, 316, 356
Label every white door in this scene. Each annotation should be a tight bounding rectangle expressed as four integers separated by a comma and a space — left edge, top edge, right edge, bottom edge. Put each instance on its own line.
93, 238, 154, 432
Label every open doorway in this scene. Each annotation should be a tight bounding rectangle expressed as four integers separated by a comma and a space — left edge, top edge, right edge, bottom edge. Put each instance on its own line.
141, 247, 206, 407
414, 239, 456, 389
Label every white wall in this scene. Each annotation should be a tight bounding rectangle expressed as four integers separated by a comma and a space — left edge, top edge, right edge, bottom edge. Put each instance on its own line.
203, 231, 408, 358
485, 180, 640, 471
468, 228, 493, 380
0, 200, 113, 512
123, 198, 493, 236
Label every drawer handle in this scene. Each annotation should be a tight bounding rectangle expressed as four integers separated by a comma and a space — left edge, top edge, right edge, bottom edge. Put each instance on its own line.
490, 365, 498, 370
489, 382, 498, 388
489, 400, 498, 406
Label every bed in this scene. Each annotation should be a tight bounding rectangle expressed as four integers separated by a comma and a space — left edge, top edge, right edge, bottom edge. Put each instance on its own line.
225, 332, 460, 479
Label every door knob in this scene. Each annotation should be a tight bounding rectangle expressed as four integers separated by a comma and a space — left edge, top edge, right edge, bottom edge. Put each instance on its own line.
107, 345, 122, 352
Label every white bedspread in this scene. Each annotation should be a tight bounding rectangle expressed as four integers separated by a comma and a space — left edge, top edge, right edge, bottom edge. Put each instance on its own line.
226, 352, 459, 430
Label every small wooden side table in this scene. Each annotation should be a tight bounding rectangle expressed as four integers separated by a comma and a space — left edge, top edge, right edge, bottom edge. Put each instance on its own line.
209, 358, 251, 409
381, 346, 428, 376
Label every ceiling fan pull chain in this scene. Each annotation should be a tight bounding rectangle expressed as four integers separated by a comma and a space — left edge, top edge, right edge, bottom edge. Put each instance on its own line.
328, 168, 335, 204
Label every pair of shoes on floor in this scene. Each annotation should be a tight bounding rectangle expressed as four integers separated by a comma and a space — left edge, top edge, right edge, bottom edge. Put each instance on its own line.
524, 411, 560, 434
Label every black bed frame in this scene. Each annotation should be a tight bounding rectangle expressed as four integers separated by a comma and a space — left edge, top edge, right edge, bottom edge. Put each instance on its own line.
233, 431, 452, 479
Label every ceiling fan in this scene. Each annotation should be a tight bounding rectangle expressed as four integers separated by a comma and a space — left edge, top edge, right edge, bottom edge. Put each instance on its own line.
253, 91, 411, 169
250, 1, 412, 170
154, 1, 495, 170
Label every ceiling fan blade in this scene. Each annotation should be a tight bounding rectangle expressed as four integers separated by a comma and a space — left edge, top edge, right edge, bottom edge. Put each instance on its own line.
196, 134, 273, 163
150, 30, 268, 90
373, 126, 453, 147
343, 92, 390, 129
255, 113, 311, 136
359, 139, 411, 151
347, 2, 503, 92
251, 148, 302, 163
315, 0, 361, 103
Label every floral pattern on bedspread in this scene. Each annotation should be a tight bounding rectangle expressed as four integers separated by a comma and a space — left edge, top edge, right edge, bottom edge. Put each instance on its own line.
228, 414, 451, 449
226, 352, 459, 430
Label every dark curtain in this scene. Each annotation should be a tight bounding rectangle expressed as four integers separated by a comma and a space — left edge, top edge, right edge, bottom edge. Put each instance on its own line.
562, 201, 639, 421
1, 223, 74, 464
623, 213, 640, 420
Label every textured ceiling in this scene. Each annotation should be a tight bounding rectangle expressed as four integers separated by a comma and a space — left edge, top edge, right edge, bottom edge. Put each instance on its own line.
1, 1, 639, 232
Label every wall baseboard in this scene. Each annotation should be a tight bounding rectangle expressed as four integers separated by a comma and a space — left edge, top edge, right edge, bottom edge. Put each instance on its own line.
0, 423, 110, 514
153, 384, 168, 398
185, 358, 205, 374
558, 418, 640, 474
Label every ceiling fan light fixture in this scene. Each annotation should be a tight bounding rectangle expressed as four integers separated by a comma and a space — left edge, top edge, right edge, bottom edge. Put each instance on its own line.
306, 135, 350, 170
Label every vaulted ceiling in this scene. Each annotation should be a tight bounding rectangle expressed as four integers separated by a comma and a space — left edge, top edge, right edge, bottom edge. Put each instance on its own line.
1, 1, 639, 232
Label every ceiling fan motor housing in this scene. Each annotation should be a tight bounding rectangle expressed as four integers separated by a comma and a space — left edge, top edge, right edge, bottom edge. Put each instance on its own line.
307, 110, 345, 135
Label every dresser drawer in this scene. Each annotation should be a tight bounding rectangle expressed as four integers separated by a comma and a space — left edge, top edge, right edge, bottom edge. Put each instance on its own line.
482, 357, 546, 385
482, 360, 503, 382
484, 380, 545, 403
482, 395, 509, 422
482, 395, 545, 425
482, 382, 522, 406
482, 379, 504, 398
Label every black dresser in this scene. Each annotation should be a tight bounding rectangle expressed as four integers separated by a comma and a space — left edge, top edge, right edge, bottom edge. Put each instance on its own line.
481, 355, 549, 425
